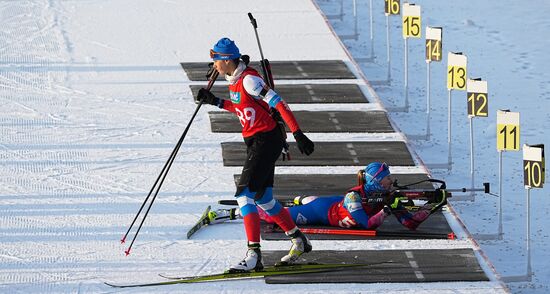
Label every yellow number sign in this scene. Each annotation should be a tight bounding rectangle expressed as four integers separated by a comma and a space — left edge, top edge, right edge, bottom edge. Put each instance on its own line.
523, 144, 545, 188
466, 79, 488, 117
402, 3, 421, 38
385, 0, 400, 15
447, 52, 467, 90
426, 27, 442, 62
496, 110, 520, 151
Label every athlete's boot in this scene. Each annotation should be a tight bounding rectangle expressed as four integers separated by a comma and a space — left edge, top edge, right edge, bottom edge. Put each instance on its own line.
227, 243, 264, 273
279, 229, 312, 265
207, 208, 238, 224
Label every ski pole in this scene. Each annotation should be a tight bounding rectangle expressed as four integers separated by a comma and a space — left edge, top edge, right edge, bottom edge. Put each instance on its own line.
122, 69, 219, 255
248, 12, 274, 88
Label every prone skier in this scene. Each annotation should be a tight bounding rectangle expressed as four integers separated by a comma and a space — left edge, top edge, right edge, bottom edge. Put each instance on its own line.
210, 162, 448, 231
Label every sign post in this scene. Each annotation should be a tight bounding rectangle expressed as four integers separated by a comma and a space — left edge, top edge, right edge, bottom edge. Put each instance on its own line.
446, 52, 468, 170
466, 78, 488, 200
385, 0, 400, 82
402, 3, 421, 112
340, 0, 359, 40
495, 110, 520, 238
425, 26, 442, 140
522, 144, 544, 280
369, 0, 374, 57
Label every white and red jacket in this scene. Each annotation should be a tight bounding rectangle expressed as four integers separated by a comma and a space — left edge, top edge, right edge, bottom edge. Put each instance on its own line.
221, 62, 300, 138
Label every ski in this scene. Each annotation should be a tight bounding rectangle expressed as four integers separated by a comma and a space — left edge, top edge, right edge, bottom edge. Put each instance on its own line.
186, 205, 211, 239
105, 263, 371, 288
159, 262, 327, 280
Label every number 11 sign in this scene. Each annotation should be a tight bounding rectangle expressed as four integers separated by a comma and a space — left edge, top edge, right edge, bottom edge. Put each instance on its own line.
497, 110, 520, 151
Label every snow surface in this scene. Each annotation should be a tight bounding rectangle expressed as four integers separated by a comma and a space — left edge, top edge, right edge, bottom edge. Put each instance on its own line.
316, 0, 550, 293
0, 0, 544, 293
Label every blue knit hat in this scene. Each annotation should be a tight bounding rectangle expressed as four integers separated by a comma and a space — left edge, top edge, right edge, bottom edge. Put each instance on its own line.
210, 37, 241, 60
363, 162, 390, 192
364, 162, 390, 184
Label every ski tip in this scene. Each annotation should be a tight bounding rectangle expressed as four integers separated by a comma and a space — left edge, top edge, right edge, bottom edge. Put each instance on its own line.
104, 281, 128, 288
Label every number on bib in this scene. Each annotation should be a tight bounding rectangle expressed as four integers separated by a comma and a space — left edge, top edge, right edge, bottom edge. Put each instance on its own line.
235, 107, 256, 127
339, 217, 357, 228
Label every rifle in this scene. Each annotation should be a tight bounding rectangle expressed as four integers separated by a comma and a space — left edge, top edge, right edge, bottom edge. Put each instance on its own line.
247, 13, 290, 160
218, 179, 490, 210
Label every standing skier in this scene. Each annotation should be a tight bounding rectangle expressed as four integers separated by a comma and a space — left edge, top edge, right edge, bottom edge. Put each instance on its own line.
196, 37, 315, 273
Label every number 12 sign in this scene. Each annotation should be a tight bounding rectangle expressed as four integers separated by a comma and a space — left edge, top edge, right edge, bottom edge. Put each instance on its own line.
466, 79, 488, 117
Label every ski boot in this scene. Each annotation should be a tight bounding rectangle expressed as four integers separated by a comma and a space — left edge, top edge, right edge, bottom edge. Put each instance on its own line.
207, 208, 238, 224
279, 229, 312, 265
227, 243, 263, 273
293, 195, 317, 206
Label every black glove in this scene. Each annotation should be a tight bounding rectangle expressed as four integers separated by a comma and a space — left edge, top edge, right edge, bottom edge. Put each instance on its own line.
293, 130, 314, 155
196, 88, 220, 106
427, 189, 448, 213
383, 191, 407, 210
383, 205, 392, 216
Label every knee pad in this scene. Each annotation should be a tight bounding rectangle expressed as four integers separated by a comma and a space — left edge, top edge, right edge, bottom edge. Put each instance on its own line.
236, 187, 258, 217
255, 187, 282, 216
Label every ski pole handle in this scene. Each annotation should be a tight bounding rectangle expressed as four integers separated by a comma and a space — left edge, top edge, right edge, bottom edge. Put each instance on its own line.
247, 13, 274, 88
248, 13, 257, 28
248, 12, 266, 62
206, 70, 219, 90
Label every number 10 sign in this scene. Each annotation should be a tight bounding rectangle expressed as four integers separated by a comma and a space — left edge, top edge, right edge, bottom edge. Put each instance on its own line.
523, 144, 545, 188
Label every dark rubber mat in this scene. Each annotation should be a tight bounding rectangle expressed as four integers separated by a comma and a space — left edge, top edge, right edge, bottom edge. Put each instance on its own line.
210, 111, 393, 133
190, 84, 368, 103
180, 60, 356, 81
221, 141, 415, 166
261, 248, 488, 283
233, 173, 435, 198
260, 209, 452, 240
